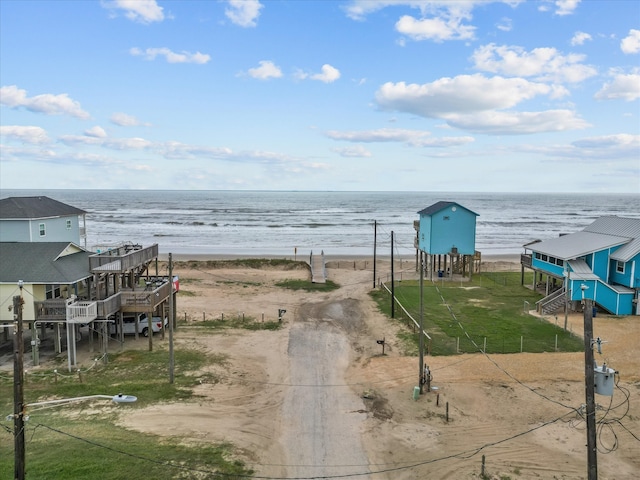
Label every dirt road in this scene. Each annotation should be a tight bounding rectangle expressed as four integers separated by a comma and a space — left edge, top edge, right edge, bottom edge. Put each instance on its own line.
281, 308, 369, 477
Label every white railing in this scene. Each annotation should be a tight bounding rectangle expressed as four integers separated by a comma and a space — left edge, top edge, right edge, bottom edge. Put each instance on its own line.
66, 298, 97, 324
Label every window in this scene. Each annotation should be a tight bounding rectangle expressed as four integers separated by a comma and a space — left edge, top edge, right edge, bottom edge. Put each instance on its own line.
443, 216, 450, 221
39, 223, 46, 237
45, 284, 61, 300
616, 261, 625, 273
541, 254, 548, 262
66, 219, 72, 230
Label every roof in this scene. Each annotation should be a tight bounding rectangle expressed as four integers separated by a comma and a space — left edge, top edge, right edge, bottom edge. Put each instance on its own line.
527, 231, 629, 260
567, 259, 599, 281
0, 196, 86, 220
0, 242, 92, 284
525, 216, 640, 262
417, 201, 479, 217
583, 216, 640, 263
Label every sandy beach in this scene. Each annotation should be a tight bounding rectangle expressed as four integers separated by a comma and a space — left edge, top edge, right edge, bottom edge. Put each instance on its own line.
111, 254, 639, 480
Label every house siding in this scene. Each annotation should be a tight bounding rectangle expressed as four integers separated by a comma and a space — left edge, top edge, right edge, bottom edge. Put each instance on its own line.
0, 220, 31, 242
592, 250, 610, 280
418, 204, 477, 255
26, 217, 81, 243
532, 257, 565, 277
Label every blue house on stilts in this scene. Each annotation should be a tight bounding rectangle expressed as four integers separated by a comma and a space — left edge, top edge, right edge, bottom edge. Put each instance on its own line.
521, 216, 640, 316
415, 201, 479, 280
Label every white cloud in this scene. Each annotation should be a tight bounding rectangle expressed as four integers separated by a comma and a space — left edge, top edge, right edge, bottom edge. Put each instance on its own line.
496, 17, 512, 32
102, 0, 165, 24
332, 145, 372, 158
395, 13, 475, 42
159, 141, 233, 159
471, 44, 597, 83
327, 128, 431, 143
59, 134, 152, 150
621, 29, 640, 54
532, 134, 640, 163
326, 128, 474, 147
130, 47, 210, 64
554, 0, 581, 16
225, 0, 263, 27
247, 60, 283, 80
445, 109, 590, 135
572, 134, 639, 152
571, 31, 591, 46
110, 112, 149, 126
375, 74, 563, 117
594, 73, 640, 101
310, 64, 341, 83
0, 85, 90, 119
0, 125, 50, 144
85, 126, 108, 138
344, 0, 519, 22
374, 75, 590, 135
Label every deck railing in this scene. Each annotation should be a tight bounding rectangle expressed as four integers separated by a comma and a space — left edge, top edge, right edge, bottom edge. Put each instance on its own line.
119, 280, 172, 312
521, 254, 532, 268
67, 300, 97, 324
34, 299, 67, 321
89, 244, 159, 273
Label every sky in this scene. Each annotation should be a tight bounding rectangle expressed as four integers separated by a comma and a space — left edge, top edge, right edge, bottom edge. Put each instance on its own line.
0, 0, 639, 193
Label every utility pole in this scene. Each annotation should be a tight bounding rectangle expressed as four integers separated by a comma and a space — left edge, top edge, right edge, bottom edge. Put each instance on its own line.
581, 285, 597, 480
14, 283, 25, 480
168, 253, 175, 384
390, 231, 395, 319
419, 251, 424, 394
373, 220, 377, 288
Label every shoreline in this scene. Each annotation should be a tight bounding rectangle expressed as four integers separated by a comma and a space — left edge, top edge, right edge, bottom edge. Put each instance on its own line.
159, 252, 522, 264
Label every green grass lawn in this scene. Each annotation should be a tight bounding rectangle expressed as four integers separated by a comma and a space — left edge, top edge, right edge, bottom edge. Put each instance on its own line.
371, 272, 584, 356
0, 347, 253, 479
275, 278, 340, 292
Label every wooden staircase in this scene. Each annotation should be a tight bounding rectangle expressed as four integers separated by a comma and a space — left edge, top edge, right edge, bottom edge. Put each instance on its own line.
536, 288, 566, 315
309, 250, 326, 284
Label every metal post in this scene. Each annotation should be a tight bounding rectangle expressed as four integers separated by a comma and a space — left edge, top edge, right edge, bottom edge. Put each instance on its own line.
148, 308, 153, 352
168, 253, 175, 384
564, 265, 569, 331
31, 322, 39, 367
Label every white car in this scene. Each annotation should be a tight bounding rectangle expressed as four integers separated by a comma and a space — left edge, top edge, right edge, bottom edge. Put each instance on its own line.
110, 313, 168, 337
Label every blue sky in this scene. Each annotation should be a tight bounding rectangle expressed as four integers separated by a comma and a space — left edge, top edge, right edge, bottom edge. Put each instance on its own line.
1, 0, 638, 193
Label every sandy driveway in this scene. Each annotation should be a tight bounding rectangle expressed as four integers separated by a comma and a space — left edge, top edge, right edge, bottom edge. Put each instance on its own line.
121, 259, 640, 480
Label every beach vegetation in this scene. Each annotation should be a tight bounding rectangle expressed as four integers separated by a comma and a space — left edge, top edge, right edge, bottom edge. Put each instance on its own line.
0, 347, 252, 479
370, 272, 584, 355
276, 279, 340, 291
186, 315, 283, 331
171, 258, 308, 271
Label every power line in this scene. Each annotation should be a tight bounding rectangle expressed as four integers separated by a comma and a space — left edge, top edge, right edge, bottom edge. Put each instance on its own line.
30, 412, 575, 480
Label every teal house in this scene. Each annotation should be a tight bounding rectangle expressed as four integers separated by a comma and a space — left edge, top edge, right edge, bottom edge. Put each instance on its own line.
416, 201, 479, 278
522, 216, 640, 316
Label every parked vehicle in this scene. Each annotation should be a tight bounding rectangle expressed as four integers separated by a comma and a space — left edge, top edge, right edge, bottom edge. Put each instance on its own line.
109, 313, 168, 337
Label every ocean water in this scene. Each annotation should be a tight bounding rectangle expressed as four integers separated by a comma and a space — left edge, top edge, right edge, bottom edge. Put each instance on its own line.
2, 190, 638, 257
